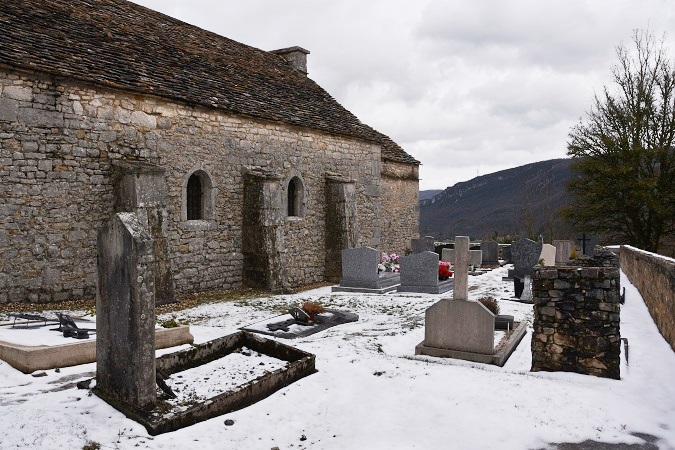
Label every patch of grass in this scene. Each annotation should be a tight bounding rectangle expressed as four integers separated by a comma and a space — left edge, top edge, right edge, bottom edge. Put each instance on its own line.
82, 441, 101, 450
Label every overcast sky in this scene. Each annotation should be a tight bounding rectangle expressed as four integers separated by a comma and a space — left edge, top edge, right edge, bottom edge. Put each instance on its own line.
131, 0, 674, 190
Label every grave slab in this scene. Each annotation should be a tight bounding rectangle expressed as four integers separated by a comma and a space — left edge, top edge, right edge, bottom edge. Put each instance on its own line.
332, 247, 400, 293
553, 240, 574, 264
469, 249, 483, 268
411, 236, 435, 253
398, 251, 453, 294
481, 241, 499, 266
241, 309, 359, 339
441, 248, 455, 264
540, 243, 556, 266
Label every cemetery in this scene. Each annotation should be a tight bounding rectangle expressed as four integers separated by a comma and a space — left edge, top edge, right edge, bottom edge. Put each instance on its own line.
1, 233, 674, 448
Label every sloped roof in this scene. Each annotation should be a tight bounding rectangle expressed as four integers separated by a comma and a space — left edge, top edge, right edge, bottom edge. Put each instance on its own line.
0, 0, 418, 165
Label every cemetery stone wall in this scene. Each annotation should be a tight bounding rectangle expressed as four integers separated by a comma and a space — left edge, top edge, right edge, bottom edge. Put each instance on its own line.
620, 245, 675, 351
531, 264, 621, 379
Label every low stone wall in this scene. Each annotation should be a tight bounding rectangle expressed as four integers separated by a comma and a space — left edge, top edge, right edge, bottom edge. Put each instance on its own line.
531, 264, 621, 379
620, 245, 675, 351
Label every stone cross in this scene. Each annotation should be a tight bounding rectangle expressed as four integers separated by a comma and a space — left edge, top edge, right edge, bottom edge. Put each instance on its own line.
453, 236, 469, 300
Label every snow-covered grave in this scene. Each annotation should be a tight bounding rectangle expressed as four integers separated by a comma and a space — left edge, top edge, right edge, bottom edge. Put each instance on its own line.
0, 266, 674, 449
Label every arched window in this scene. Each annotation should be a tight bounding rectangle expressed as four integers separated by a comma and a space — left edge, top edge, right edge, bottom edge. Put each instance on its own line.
183, 169, 214, 223
187, 173, 203, 220
287, 176, 304, 217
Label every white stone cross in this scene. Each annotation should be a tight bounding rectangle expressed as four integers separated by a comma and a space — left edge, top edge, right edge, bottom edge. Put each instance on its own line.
453, 236, 470, 301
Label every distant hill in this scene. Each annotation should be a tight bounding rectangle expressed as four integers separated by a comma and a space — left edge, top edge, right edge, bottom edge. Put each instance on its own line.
419, 189, 443, 201
419, 159, 574, 240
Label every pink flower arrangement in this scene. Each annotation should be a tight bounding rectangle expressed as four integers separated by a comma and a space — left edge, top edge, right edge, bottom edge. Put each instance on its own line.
380, 252, 400, 272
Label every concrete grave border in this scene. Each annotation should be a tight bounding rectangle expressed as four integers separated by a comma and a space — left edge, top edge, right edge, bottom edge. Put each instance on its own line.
0, 325, 193, 374
95, 330, 316, 435
415, 320, 527, 367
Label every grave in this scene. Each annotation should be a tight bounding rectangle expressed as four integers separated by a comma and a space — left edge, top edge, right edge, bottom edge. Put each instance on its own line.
441, 247, 455, 264
553, 240, 575, 264
469, 249, 483, 268
411, 236, 435, 253
332, 247, 400, 293
242, 308, 359, 339
95, 193, 315, 433
539, 243, 556, 266
481, 240, 499, 266
398, 251, 453, 294
511, 238, 542, 301
415, 236, 527, 366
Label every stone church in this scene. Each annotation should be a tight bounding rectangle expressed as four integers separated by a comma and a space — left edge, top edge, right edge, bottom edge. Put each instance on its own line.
0, 0, 420, 303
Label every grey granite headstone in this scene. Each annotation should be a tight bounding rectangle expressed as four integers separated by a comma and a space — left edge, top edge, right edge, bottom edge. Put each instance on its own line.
481, 241, 499, 266
469, 250, 482, 268
511, 238, 543, 279
453, 236, 470, 301
96, 212, 157, 410
398, 251, 453, 294
421, 298, 495, 354
332, 247, 400, 293
553, 240, 574, 264
411, 236, 435, 254
441, 248, 455, 264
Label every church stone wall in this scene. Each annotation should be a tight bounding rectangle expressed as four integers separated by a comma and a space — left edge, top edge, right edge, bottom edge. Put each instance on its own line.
0, 67, 393, 302
380, 159, 419, 254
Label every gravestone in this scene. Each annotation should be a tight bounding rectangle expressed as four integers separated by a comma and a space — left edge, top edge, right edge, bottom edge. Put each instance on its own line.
539, 244, 556, 266
441, 248, 455, 264
411, 236, 435, 254
96, 212, 157, 410
416, 236, 500, 363
481, 241, 499, 266
511, 238, 543, 279
398, 251, 453, 294
511, 238, 542, 300
469, 250, 482, 268
502, 244, 512, 263
332, 247, 400, 293
553, 240, 574, 264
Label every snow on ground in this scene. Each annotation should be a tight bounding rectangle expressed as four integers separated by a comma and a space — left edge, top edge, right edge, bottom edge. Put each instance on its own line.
0, 266, 674, 449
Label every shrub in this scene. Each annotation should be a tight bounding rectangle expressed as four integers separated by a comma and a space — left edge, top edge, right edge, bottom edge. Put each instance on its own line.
82, 442, 101, 450
478, 296, 500, 315
302, 301, 326, 320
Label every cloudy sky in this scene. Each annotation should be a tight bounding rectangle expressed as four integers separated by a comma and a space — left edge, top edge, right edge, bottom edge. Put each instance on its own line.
131, 0, 674, 190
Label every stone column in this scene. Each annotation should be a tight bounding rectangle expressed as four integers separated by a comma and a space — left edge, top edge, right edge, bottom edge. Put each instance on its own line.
96, 212, 157, 410
324, 173, 359, 282
242, 168, 290, 293
453, 236, 469, 300
111, 160, 175, 305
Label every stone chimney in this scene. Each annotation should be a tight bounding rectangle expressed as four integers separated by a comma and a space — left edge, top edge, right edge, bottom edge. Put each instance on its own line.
271, 46, 310, 75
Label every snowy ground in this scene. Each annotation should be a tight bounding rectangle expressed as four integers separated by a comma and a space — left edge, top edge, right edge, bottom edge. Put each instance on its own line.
0, 266, 674, 449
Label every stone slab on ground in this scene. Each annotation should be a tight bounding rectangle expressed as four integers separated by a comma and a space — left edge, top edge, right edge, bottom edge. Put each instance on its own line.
0, 326, 194, 373
241, 309, 359, 339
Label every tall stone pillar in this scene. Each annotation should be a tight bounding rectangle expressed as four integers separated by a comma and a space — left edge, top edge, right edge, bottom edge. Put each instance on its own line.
242, 168, 290, 293
96, 212, 157, 410
453, 236, 470, 300
324, 173, 359, 282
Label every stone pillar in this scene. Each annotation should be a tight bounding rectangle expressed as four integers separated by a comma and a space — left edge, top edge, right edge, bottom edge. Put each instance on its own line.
453, 236, 469, 300
242, 168, 290, 293
111, 160, 175, 305
324, 173, 359, 282
96, 212, 157, 410
531, 265, 621, 379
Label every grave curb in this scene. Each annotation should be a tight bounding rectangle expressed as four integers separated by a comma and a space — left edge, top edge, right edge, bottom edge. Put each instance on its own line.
0, 325, 194, 374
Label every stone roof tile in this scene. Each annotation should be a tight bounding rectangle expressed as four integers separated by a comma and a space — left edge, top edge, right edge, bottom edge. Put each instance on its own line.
0, 0, 419, 165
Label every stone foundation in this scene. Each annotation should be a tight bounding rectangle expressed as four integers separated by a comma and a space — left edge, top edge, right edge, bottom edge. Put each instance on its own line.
531, 261, 621, 379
